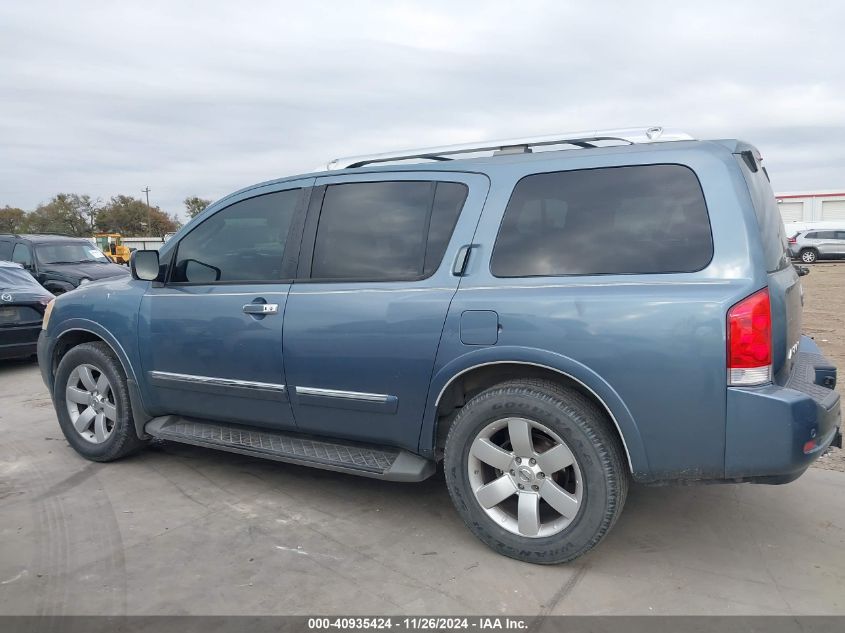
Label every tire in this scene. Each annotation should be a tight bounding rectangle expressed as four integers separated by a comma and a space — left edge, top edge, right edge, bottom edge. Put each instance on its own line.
53, 341, 147, 462
444, 379, 628, 564
800, 249, 818, 264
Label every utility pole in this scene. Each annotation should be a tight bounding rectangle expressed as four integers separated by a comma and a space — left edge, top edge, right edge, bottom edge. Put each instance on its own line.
142, 187, 151, 236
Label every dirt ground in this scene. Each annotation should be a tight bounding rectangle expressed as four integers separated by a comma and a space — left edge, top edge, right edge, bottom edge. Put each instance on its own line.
799, 262, 844, 472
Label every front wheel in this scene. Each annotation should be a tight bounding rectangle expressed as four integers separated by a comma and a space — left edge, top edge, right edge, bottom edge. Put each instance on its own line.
444, 379, 628, 564
54, 342, 147, 462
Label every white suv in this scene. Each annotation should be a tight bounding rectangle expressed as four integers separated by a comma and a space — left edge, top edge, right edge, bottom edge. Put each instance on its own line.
789, 229, 845, 263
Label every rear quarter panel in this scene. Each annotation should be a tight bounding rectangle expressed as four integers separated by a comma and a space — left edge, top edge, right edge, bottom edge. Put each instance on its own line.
423, 142, 767, 481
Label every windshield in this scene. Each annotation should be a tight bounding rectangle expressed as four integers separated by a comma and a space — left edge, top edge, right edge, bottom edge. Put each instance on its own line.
36, 243, 110, 265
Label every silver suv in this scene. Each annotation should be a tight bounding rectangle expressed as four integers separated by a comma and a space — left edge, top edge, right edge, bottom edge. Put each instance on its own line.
789, 229, 845, 263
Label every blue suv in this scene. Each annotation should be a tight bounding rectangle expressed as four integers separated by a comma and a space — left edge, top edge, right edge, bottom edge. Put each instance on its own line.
38, 127, 842, 564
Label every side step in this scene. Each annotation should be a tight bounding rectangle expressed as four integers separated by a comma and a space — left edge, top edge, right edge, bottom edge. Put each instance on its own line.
144, 417, 436, 482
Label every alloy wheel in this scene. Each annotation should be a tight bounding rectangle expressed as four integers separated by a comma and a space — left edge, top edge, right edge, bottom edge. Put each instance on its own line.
64, 363, 117, 444
467, 417, 583, 538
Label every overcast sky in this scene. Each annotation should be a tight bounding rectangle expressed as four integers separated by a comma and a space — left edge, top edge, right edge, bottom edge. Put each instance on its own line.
1, 1, 843, 220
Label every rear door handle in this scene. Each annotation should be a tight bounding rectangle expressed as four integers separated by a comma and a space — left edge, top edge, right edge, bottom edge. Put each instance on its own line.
452, 244, 475, 276
243, 303, 279, 315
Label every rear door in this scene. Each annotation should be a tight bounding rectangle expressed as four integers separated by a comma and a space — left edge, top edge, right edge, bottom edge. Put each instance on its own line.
282, 171, 488, 451
815, 230, 839, 256
139, 179, 312, 430
836, 231, 845, 255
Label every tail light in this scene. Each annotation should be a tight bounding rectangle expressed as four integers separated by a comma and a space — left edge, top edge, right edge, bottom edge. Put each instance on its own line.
788, 236, 797, 244
727, 288, 772, 386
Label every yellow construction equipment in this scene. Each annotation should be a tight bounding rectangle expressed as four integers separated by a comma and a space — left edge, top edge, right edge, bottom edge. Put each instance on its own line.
94, 233, 131, 265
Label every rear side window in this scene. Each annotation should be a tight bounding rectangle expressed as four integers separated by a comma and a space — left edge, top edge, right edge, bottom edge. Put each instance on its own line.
311, 181, 468, 281
0, 240, 12, 261
491, 164, 712, 277
171, 189, 300, 283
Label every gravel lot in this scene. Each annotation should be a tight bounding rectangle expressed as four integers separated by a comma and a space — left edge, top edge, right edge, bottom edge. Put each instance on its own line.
0, 264, 843, 616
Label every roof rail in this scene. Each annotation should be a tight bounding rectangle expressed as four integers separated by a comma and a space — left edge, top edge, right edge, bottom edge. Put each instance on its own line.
322, 126, 695, 171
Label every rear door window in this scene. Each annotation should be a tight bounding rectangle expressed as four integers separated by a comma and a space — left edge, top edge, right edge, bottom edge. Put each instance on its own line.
310, 181, 468, 281
490, 164, 713, 277
12, 243, 33, 268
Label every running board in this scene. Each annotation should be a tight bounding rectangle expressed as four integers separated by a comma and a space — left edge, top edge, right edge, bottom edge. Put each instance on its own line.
144, 416, 435, 482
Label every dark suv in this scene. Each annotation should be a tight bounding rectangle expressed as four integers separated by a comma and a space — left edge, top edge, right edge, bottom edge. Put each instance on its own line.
0, 234, 129, 294
37, 127, 842, 564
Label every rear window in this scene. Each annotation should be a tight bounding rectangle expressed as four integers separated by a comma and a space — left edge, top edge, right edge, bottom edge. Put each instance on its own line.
0, 265, 35, 287
490, 164, 713, 277
736, 153, 790, 272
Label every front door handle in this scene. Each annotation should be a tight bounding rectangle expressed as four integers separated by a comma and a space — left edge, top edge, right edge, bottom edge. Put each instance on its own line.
243, 303, 279, 315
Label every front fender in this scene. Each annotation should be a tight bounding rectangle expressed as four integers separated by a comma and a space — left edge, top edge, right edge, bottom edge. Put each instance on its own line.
45, 318, 153, 438
50, 319, 138, 383
418, 345, 649, 477
43, 280, 75, 294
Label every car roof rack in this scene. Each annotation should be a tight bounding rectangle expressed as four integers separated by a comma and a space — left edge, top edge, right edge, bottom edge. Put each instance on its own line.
322, 126, 695, 171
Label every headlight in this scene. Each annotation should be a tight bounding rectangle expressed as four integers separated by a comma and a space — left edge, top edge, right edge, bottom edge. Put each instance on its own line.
78, 278, 91, 286
42, 299, 55, 330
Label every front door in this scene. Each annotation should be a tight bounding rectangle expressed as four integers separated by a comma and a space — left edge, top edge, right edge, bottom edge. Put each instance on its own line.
139, 179, 312, 430
283, 172, 489, 451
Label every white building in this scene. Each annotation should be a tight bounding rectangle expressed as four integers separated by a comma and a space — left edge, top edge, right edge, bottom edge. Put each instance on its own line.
775, 189, 845, 223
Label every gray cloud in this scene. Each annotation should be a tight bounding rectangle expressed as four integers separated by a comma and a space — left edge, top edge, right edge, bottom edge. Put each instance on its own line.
1, 0, 843, 220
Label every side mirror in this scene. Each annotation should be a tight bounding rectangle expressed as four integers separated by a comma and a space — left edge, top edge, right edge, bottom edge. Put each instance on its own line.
130, 250, 160, 281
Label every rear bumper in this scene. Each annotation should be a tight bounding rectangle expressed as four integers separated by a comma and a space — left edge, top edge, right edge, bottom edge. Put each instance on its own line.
725, 336, 841, 483
0, 322, 41, 360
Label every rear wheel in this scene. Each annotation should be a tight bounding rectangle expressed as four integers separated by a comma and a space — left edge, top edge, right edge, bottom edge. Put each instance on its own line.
800, 248, 818, 263
54, 342, 147, 461
444, 379, 628, 564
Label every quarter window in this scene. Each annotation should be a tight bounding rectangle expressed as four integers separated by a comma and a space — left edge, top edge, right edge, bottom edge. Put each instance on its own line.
171, 189, 300, 283
311, 181, 468, 281
491, 165, 713, 277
